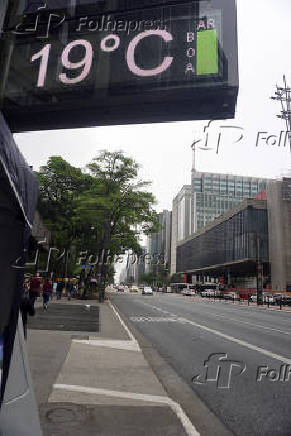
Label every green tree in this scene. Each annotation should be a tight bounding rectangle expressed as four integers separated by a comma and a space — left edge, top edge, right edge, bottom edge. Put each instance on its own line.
37, 152, 160, 297
75, 150, 160, 258
38, 156, 91, 250
170, 273, 183, 283
75, 151, 160, 300
139, 272, 155, 285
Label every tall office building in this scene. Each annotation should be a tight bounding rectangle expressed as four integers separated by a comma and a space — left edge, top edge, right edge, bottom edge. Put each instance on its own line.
267, 178, 291, 292
170, 186, 192, 275
170, 151, 271, 275
191, 170, 269, 233
176, 177, 291, 294
146, 210, 172, 273
119, 246, 146, 285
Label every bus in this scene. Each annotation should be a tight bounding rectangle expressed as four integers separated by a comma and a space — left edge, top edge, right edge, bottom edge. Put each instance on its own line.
196, 283, 221, 296
170, 283, 196, 294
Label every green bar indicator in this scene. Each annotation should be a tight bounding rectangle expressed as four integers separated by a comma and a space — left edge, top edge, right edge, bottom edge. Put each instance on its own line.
196, 29, 219, 76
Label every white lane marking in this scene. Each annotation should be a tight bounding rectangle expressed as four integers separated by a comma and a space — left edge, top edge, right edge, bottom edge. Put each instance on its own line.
130, 316, 179, 323
137, 301, 291, 365
154, 298, 291, 336
139, 301, 173, 316
194, 310, 291, 336
155, 298, 291, 336
53, 384, 200, 436
73, 339, 140, 351
108, 300, 137, 343
162, 294, 291, 315
193, 299, 291, 315
174, 316, 291, 365
137, 302, 172, 315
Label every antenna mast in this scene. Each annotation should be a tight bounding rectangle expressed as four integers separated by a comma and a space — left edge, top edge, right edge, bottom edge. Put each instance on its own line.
271, 75, 291, 152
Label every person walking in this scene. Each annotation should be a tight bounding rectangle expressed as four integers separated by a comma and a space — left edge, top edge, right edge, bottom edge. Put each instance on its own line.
29, 274, 41, 308
42, 278, 53, 310
66, 279, 73, 301
56, 280, 64, 300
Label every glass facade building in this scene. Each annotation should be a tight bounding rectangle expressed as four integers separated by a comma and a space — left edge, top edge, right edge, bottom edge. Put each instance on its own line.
192, 171, 269, 233
177, 202, 269, 274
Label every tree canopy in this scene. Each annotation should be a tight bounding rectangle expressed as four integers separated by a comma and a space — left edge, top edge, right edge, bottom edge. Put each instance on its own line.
37, 151, 160, 277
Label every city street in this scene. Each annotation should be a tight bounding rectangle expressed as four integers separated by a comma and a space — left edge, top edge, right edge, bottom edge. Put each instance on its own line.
111, 293, 291, 436
1, 2, 291, 435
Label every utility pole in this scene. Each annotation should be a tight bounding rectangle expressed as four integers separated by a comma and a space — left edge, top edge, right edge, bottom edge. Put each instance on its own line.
99, 219, 111, 302
271, 75, 291, 152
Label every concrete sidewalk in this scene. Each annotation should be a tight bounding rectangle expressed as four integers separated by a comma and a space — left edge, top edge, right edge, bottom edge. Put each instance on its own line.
26, 300, 196, 436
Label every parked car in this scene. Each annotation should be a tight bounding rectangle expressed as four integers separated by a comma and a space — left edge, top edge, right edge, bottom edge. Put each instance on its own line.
201, 289, 216, 297
273, 293, 284, 305
249, 294, 275, 304
282, 295, 291, 306
263, 294, 275, 305
182, 289, 196, 297
223, 292, 240, 301
248, 294, 257, 303
201, 289, 222, 298
142, 287, 153, 296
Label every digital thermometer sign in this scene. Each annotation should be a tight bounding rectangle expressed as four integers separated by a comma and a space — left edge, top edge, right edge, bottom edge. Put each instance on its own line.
0, 0, 238, 132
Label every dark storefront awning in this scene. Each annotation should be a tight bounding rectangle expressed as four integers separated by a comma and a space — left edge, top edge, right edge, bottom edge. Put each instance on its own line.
184, 258, 270, 278
0, 113, 38, 228
0, 112, 38, 403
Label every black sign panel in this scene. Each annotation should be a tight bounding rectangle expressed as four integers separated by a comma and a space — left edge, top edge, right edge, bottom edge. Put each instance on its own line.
0, 0, 238, 131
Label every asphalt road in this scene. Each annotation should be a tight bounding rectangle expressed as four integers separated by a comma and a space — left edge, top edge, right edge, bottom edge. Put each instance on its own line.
111, 293, 291, 436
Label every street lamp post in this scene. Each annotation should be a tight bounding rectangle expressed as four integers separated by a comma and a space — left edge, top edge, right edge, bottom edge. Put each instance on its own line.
99, 219, 111, 302
256, 235, 263, 306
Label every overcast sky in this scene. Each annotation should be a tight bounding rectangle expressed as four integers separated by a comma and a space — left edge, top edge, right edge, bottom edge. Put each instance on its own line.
15, 0, 291, 213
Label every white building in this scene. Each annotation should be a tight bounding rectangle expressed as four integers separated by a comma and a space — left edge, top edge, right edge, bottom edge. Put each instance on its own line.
170, 186, 192, 275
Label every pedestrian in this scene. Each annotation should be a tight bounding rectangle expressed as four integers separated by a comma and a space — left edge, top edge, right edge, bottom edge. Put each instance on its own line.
42, 278, 53, 310
29, 274, 41, 308
56, 280, 64, 300
66, 279, 73, 301
20, 289, 35, 338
